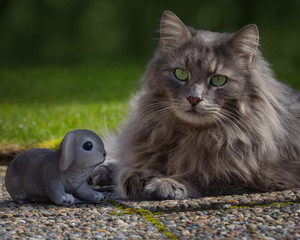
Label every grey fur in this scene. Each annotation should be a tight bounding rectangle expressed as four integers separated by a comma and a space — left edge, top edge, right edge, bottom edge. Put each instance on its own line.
91, 11, 300, 200
5, 129, 106, 205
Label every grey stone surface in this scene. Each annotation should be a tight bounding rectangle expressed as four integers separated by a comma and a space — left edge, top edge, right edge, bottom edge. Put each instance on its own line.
1, 166, 299, 239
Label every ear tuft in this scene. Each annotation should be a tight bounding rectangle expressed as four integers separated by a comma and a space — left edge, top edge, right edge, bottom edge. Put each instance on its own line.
230, 24, 259, 63
160, 11, 191, 51
59, 132, 76, 172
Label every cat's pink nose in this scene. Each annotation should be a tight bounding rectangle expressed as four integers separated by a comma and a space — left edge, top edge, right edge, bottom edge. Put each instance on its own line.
187, 96, 202, 106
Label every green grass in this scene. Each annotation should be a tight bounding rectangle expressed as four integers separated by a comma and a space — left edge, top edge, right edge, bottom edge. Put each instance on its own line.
0, 61, 299, 150
0, 62, 144, 148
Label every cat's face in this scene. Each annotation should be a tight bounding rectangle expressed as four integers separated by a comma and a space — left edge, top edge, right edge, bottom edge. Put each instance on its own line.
145, 11, 259, 127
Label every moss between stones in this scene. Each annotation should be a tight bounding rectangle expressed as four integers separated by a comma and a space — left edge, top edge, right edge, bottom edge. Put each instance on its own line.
228, 201, 300, 210
105, 199, 177, 240
105, 198, 300, 239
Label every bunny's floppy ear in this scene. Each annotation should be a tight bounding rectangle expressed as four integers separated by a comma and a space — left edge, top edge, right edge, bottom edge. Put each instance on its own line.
59, 131, 76, 172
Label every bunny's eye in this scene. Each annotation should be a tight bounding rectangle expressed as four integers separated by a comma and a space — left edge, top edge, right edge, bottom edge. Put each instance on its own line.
83, 141, 93, 151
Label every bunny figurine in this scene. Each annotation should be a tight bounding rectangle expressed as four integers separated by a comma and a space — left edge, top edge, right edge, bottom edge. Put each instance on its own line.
5, 129, 106, 206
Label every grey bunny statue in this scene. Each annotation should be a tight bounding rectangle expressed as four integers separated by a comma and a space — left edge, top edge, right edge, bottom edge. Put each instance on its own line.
5, 129, 106, 206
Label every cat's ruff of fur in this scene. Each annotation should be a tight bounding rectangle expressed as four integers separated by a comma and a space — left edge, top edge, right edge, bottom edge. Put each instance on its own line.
92, 11, 300, 200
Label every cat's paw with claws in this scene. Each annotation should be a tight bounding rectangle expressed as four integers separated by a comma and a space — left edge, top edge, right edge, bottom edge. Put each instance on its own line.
142, 178, 187, 200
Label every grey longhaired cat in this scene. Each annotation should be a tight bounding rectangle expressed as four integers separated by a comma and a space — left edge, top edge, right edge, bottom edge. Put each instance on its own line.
91, 11, 300, 200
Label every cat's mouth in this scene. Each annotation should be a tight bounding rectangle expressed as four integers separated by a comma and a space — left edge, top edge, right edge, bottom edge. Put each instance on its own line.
185, 106, 205, 115
173, 105, 216, 126
186, 109, 199, 115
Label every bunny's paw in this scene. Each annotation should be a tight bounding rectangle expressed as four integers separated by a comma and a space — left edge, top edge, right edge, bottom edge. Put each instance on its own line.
60, 193, 76, 206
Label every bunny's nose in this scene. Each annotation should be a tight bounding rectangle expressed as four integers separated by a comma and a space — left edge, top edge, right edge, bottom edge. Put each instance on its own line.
103, 152, 106, 158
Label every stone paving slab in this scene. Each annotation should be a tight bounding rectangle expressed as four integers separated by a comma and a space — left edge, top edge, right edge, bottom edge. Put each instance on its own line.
115, 189, 300, 213
1, 166, 299, 239
0, 201, 166, 239
0, 166, 168, 239
158, 204, 300, 239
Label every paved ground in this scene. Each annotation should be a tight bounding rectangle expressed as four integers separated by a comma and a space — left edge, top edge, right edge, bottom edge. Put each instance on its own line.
0, 166, 299, 239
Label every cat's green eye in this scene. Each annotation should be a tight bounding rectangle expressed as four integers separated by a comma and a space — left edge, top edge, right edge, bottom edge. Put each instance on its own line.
210, 75, 227, 87
174, 68, 189, 81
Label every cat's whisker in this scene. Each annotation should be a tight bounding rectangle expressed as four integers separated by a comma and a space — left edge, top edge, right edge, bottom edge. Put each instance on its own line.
142, 106, 174, 118
219, 111, 247, 128
219, 109, 252, 134
214, 112, 253, 146
138, 102, 175, 129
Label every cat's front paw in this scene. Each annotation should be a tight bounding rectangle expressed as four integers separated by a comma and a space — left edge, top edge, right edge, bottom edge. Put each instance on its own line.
90, 191, 104, 203
142, 178, 187, 200
88, 165, 113, 186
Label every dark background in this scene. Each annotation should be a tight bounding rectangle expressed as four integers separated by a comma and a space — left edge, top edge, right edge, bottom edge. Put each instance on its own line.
0, 0, 299, 72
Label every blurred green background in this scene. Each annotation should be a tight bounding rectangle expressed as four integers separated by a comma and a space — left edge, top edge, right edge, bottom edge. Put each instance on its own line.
1, 0, 300, 68
0, 0, 300, 150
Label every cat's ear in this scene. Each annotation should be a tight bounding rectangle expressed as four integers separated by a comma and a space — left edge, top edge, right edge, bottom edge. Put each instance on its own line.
230, 24, 259, 63
160, 11, 191, 51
